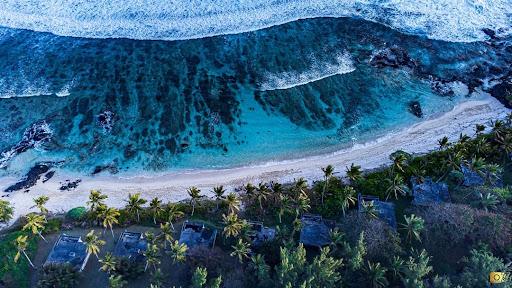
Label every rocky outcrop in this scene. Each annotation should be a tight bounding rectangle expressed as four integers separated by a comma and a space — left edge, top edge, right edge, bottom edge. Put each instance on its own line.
408, 101, 423, 118
369, 46, 417, 69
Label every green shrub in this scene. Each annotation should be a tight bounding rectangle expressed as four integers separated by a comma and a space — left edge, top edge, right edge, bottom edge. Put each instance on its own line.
0, 231, 38, 288
66, 207, 87, 221
458, 246, 511, 288
44, 218, 62, 234
37, 263, 79, 288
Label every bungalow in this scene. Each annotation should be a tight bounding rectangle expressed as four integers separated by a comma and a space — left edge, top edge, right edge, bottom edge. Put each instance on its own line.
45, 234, 88, 271
178, 220, 217, 250
113, 231, 147, 262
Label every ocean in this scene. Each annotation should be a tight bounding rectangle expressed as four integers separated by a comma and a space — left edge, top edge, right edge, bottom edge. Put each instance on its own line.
0, 1, 511, 176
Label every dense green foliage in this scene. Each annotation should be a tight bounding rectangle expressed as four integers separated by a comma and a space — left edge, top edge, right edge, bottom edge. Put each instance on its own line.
0, 231, 38, 288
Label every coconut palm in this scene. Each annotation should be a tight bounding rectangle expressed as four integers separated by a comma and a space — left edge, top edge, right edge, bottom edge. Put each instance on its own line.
108, 275, 127, 288
329, 228, 344, 252
82, 230, 106, 271
365, 261, 389, 288
255, 182, 270, 213
391, 152, 409, 174
230, 239, 251, 263
294, 192, 311, 217
270, 181, 284, 205
474, 192, 499, 212
212, 186, 226, 210
400, 214, 424, 242
87, 190, 108, 212
475, 124, 486, 135
169, 240, 188, 263
437, 136, 450, 150
250, 254, 270, 284
340, 186, 357, 216
293, 178, 308, 199
164, 204, 184, 231
32, 195, 49, 214
361, 200, 378, 219
14, 235, 34, 268
159, 222, 174, 249
99, 252, 117, 274
101, 207, 120, 238
225, 192, 241, 214
145, 231, 157, 245
277, 195, 293, 223
0, 200, 13, 224
187, 187, 202, 216
144, 244, 160, 272
23, 213, 47, 242
496, 133, 512, 157
125, 193, 147, 223
244, 183, 256, 195
467, 157, 487, 178
346, 163, 363, 183
149, 197, 163, 225
385, 173, 409, 200
321, 165, 335, 205
222, 213, 246, 238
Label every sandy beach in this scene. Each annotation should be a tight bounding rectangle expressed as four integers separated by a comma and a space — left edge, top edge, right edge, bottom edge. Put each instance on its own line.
0, 94, 509, 225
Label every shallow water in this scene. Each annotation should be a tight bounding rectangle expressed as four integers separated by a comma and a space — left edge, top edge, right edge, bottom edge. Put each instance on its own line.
0, 17, 510, 175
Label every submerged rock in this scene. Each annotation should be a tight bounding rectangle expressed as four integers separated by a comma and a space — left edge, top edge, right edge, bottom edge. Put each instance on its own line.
92, 164, 119, 175
97, 110, 115, 133
4, 162, 52, 192
489, 76, 512, 108
0, 121, 52, 169
369, 46, 417, 69
408, 101, 423, 118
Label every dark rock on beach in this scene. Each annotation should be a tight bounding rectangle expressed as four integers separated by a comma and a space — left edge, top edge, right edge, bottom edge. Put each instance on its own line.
488, 76, 512, 108
59, 179, 82, 191
4, 163, 52, 192
92, 164, 119, 175
408, 101, 423, 118
42, 171, 55, 183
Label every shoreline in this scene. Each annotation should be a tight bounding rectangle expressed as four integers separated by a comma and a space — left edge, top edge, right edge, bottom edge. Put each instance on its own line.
0, 95, 509, 225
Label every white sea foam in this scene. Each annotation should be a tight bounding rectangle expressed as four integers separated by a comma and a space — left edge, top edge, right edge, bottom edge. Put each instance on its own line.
260, 52, 355, 91
0, 78, 76, 98
0, 0, 510, 42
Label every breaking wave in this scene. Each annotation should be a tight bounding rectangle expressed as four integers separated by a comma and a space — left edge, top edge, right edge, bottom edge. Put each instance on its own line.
260, 52, 355, 91
0, 0, 511, 42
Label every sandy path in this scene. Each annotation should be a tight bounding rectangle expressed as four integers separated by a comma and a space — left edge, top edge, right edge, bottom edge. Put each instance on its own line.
0, 95, 509, 225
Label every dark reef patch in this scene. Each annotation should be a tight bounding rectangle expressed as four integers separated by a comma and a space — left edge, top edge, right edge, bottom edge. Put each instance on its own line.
4, 162, 52, 192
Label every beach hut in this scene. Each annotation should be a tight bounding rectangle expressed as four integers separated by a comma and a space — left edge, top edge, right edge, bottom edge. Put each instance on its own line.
246, 221, 276, 247
299, 214, 335, 248
178, 220, 217, 251
113, 231, 147, 262
44, 234, 88, 271
357, 194, 397, 229
411, 177, 450, 206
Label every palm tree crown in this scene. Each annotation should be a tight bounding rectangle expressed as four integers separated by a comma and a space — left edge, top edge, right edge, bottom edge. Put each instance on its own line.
23, 213, 47, 242
125, 193, 147, 222
32, 195, 49, 214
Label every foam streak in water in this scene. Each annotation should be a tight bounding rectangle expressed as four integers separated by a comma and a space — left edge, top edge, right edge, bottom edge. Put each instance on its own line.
260, 52, 355, 91
0, 0, 511, 42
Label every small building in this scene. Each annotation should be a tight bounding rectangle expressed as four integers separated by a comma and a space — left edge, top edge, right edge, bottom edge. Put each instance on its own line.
357, 194, 397, 229
411, 177, 450, 206
45, 234, 88, 271
246, 221, 276, 247
113, 231, 147, 262
299, 214, 335, 248
461, 165, 485, 187
178, 220, 217, 250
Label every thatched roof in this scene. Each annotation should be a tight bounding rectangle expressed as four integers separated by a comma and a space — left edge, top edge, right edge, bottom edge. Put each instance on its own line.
299, 214, 334, 248
411, 177, 450, 206
247, 221, 276, 246
178, 220, 217, 250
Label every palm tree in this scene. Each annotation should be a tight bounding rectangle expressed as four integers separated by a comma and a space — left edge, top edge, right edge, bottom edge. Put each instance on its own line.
164, 204, 184, 231
475, 124, 486, 135
365, 261, 389, 288
250, 254, 270, 284
385, 173, 409, 200
361, 200, 378, 219
101, 207, 120, 238
458, 133, 470, 145
108, 275, 127, 288
321, 165, 335, 205
125, 193, 147, 223
270, 181, 284, 205
144, 244, 160, 272
0, 200, 13, 223
474, 192, 499, 212
255, 182, 270, 213
225, 193, 241, 214
212, 186, 226, 210
32, 195, 49, 214
437, 136, 449, 150
222, 213, 246, 238
149, 198, 163, 225
293, 178, 308, 199
391, 153, 408, 174
400, 214, 424, 242
244, 183, 256, 195
14, 235, 34, 268
99, 252, 117, 274
169, 240, 188, 263
346, 163, 363, 183
340, 186, 357, 216
329, 228, 344, 252
145, 231, 157, 245
87, 190, 108, 212
230, 239, 251, 263
187, 187, 202, 216
23, 213, 47, 242
159, 222, 174, 249
295, 192, 311, 217
277, 195, 293, 223
82, 230, 106, 271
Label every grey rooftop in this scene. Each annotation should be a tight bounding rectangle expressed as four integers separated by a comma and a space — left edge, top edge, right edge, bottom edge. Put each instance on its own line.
113, 231, 147, 261
358, 194, 397, 229
179, 220, 217, 249
247, 221, 276, 246
299, 214, 335, 248
411, 177, 450, 206
44, 234, 87, 270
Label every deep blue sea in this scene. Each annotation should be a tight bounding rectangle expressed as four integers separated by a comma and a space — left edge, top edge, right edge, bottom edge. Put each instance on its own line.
0, 1, 511, 175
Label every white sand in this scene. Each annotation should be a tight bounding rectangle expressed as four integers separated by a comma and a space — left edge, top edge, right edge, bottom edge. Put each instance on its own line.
0, 95, 509, 225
